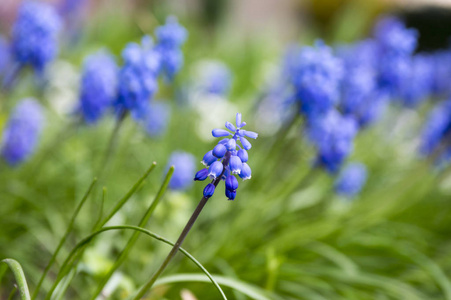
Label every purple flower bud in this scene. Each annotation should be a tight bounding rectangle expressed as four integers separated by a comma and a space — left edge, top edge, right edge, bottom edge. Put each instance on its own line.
213, 144, 227, 158
239, 163, 252, 180
202, 150, 217, 166
226, 138, 236, 151
243, 130, 258, 139
225, 188, 237, 200
194, 168, 209, 181
237, 149, 248, 163
229, 155, 242, 174
203, 183, 215, 198
212, 129, 231, 137
225, 121, 236, 132
208, 161, 224, 179
236, 113, 242, 127
240, 137, 252, 150
225, 175, 238, 190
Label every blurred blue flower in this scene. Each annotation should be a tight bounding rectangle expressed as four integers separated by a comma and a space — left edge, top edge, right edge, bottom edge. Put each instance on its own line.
141, 101, 171, 137
335, 162, 368, 197
420, 99, 451, 156
285, 40, 343, 118
194, 60, 232, 96
1, 99, 45, 166
338, 40, 387, 127
430, 50, 451, 97
167, 151, 196, 190
195, 113, 257, 200
79, 51, 117, 124
155, 16, 187, 81
11, 1, 61, 73
115, 36, 161, 118
307, 110, 358, 173
0, 35, 10, 75
373, 16, 418, 94
399, 54, 433, 108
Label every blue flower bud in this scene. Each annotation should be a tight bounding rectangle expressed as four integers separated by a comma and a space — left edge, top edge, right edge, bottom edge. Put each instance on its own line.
213, 144, 227, 158
236, 113, 242, 127
239, 163, 252, 180
202, 150, 217, 166
225, 121, 236, 132
229, 155, 242, 174
226, 138, 236, 151
194, 168, 209, 181
203, 183, 215, 198
212, 129, 231, 137
239, 137, 252, 150
225, 175, 238, 191
226, 188, 237, 201
208, 161, 224, 179
243, 130, 258, 139
237, 149, 248, 163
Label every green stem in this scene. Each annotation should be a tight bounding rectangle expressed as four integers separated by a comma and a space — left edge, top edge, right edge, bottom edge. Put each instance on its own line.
32, 178, 97, 300
46, 226, 226, 300
1, 259, 31, 300
90, 166, 174, 299
133, 156, 229, 300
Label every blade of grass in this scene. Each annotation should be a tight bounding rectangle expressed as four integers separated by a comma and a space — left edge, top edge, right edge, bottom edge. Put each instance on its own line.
145, 273, 280, 300
45, 225, 226, 300
1, 259, 31, 300
32, 178, 97, 300
90, 166, 174, 299
96, 162, 157, 229
44, 162, 159, 300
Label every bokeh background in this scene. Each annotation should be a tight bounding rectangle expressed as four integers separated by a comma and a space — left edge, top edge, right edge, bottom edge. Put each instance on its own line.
2, 0, 451, 299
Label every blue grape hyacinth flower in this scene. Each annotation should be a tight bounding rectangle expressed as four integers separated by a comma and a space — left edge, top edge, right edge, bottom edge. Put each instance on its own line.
115, 36, 161, 119
11, 1, 61, 73
155, 16, 188, 81
338, 40, 388, 128
399, 54, 433, 108
167, 151, 196, 190
335, 162, 368, 197
79, 51, 118, 124
373, 16, 418, 94
1, 99, 45, 166
285, 40, 343, 119
307, 110, 358, 173
194, 113, 257, 200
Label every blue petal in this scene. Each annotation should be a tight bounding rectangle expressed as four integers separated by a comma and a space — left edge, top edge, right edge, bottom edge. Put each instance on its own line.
194, 168, 209, 181
229, 155, 243, 174
236, 113, 242, 127
225, 121, 236, 132
225, 175, 239, 190
212, 129, 231, 137
208, 161, 224, 179
240, 122, 247, 128
239, 163, 252, 180
225, 188, 237, 200
213, 144, 227, 158
240, 137, 252, 150
218, 138, 229, 145
226, 138, 237, 151
237, 149, 248, 163
203, 183, 215, 198
243, 130, 258, 139
202, 150, 217, 166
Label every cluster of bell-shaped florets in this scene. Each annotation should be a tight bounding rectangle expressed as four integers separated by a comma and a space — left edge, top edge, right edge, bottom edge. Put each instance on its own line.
194, 113, 258, 200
